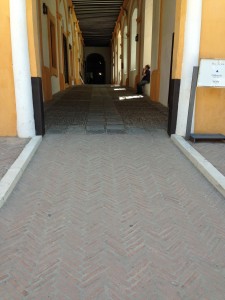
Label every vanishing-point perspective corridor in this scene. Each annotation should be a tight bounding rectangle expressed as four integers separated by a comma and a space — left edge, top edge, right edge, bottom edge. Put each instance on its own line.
0, 86, 225, 299
1, 0, 225, 299
45, 85, 167, 134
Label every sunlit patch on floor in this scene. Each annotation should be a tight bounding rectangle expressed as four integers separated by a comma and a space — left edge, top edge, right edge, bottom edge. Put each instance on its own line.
119, 95, 144, 101
110, 84, 120, 87
45, 85, 168, 134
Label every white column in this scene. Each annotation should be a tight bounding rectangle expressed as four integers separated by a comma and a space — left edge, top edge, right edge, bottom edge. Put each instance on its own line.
10, 0, 35, 137
176, 0, 202, 136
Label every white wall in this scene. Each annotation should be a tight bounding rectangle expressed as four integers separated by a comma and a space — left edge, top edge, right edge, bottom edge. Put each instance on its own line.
118, 31, 122, 84
129, 70, 137, 88
141, 0, 153, 96
122, 25, 128, 85
130, 8, 137, 71
41, 0, 57, 68
151, 0, 160, 71
40, 1, 50, 68
40, 0, 60, 94
115, 44, 118, 83
85, 47, 111, 83
159, 0, 176, 107
143, 0, 153, 68
59, 0, 67, 33
176, 0, 202, 136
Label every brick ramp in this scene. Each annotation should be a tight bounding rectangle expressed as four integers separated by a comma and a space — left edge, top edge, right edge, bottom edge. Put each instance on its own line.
0, 132, 225, 299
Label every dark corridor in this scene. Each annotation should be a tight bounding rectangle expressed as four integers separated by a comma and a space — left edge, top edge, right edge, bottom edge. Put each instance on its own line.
86, 54, 106, 84
45, 85, 168, 134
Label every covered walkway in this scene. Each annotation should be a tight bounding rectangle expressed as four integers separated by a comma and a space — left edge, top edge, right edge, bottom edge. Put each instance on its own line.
45, 85, 167, 135
0, 86, 225, 299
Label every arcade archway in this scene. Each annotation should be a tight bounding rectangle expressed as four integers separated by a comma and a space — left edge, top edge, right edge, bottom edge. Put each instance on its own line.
86, 53, 106, 84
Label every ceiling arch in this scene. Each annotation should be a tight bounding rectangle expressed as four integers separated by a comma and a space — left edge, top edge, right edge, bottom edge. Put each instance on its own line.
72, 0, 124, 46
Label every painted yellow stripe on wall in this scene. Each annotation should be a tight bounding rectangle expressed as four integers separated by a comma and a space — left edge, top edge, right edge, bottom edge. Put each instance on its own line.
150, 0, 163, 101
26, 0, 42, 77
0, 0, 17, 136
172, 0, 187, 80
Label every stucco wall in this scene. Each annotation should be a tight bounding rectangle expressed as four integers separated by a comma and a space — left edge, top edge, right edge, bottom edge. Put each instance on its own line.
27, 0, 42, 78
195, 0, 225, 134
39, 0, 81, 96
129, 70, 137, 89
151, 0, 160, 72
41, 0, 60, 95
0, 0, 17, 136
149, 0, 161, 100
41, 16, 49, 67
143, 0, 153, 68
141, 0, 153, 96
84, 47, 111, 84
159, 0, 176, 107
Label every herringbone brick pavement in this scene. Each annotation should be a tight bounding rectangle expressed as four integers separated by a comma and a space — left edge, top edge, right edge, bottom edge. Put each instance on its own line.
0, 131, 225, 299
0, 138, 29, 180
191, 141, 225, 176
0, 86, 225, 299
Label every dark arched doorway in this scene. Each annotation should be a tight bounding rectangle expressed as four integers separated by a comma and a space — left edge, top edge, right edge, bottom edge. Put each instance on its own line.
86, 53, 106, 84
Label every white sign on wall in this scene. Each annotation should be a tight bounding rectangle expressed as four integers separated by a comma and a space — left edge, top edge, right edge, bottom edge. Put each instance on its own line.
197, 59, 225, 87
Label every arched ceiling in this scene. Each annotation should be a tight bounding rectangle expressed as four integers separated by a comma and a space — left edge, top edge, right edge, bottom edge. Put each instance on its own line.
72, 0, 124, 47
